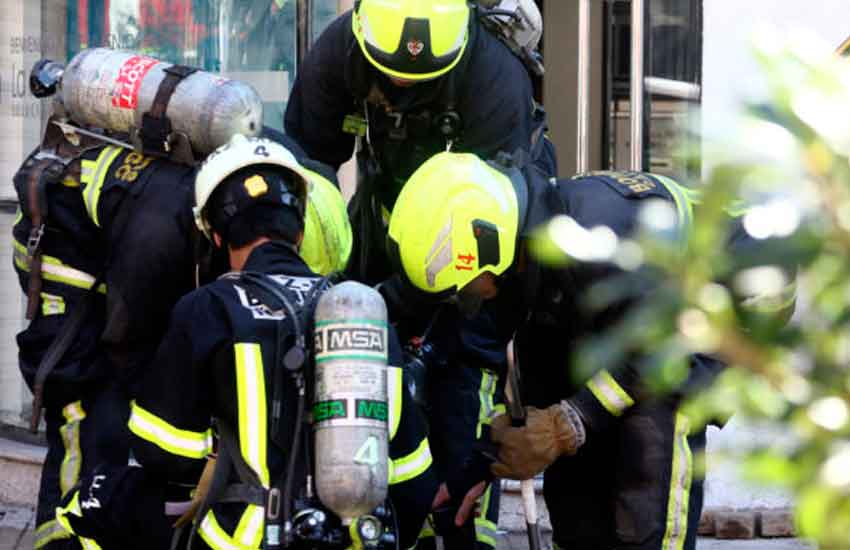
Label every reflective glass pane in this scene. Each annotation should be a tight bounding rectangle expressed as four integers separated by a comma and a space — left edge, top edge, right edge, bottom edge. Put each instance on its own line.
63, 0, 345, 131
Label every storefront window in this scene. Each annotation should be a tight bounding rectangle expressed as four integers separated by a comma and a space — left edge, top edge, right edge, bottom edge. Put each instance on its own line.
64, 0, 341, 129
606, 0, 702, 180
0, 0, 349, 430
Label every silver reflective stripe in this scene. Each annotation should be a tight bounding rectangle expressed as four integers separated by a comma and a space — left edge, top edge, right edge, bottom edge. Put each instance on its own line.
390, 439, 432, 485
59, 401, 85, 496
199, 511, 249, 550
586, 370, 634, 417
388, 366, 403, 440
235, 343, 270, 487
474, 517, 498, 548
661, 413, 693, 550
34, 520, 72, 549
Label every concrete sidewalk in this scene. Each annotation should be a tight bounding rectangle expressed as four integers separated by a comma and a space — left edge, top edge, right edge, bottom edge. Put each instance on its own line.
0, 502, 815, 550
0, 435, 814, 550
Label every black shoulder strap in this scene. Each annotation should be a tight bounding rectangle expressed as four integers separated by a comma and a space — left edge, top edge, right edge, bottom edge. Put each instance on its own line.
186, 422, 265, 550
139, 64, 198, 159
28, 272, 104, 433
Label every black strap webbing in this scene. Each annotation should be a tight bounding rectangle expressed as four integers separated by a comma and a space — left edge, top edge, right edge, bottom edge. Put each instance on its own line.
187, 422, 264, 550
29, 273, 103, 433
140, 64, 198, 157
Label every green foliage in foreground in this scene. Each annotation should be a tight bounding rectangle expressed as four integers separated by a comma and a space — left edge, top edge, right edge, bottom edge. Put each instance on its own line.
534, 39, 850, 547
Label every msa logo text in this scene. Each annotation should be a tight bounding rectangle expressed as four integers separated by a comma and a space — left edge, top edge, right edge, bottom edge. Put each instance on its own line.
315, 327, 385, 354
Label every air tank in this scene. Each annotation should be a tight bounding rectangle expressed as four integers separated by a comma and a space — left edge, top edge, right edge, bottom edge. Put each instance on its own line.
313, 282, 389, 525
55, 48, 263, 154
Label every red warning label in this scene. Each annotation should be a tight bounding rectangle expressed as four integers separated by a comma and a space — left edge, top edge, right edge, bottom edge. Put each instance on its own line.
112, 55, 159, 110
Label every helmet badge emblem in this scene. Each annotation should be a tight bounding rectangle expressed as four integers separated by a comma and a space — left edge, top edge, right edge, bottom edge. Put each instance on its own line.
407, 39, 425, 57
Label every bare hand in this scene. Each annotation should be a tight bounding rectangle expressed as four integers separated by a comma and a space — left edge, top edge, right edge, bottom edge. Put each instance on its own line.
453, 481, 488, 527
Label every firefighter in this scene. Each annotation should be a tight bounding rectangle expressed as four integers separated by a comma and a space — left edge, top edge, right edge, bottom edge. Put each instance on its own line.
12, 146, 127, 550
285, 0, 555, 284
386, 153, 797, 550
285, 3, 552, 545
14, 122, 352, 549
56, 135, 437, 550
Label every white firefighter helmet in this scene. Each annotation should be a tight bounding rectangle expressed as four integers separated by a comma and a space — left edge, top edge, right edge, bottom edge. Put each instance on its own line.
193, 133, 313, 240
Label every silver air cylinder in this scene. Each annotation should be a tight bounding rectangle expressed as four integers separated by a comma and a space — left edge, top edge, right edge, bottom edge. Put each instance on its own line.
57, 48, 263, 154
313, 282, 389, 525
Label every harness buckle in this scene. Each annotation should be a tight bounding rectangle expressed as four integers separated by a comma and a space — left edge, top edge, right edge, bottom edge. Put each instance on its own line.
267, 487, 281, 520
26, 224, 45, 258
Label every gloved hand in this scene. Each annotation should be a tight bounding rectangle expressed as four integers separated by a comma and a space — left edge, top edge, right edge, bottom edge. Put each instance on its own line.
490, 400, 586, 480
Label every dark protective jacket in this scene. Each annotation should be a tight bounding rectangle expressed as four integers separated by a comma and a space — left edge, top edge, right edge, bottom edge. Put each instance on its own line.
285, 9, 550, 209
76, 145, 199, 393
497, 170, 796, 431
128, 242, 437, 550
12, 149, 110, 407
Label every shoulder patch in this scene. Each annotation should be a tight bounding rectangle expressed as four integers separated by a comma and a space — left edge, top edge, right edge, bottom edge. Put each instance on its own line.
573, 171, 670, 201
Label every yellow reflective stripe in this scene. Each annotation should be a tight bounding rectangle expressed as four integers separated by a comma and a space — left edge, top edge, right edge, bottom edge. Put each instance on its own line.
199, 511, 258, 550
586, 370, 634, 417
388, 366, 403, 441
474, 517, 498, 548
128, 400, 213, 459
80, 537, 103, 550
14, 207, 22, 225
81, 146, 123, 227
55, 490, 82, 535
62, 175, 81, 188
13, 239, 106, 294
235, 343, 270, 487
389, 438, 431, 485
41, 292, 66, 316
417, 517, 435, 539
478, 483, 493, 519
661, 413, 693, 550
34, 519, 72, 548
476, 370, 498, 438
59, 401, 85, 496
234, 505, 265, 549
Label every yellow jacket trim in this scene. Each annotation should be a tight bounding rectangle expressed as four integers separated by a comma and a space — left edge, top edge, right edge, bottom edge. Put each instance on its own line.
235, 343, 271, 488
586, 370, 635, 417
199, 510, 258, 550
34, 519, 72, 549
128, 400, 213, 459
661, 413, 693, 550
474, 517, 498, 548
41, 292, 66, 316
81, 146, 123, 227
13, 239, 106, 294
476, 370, 499, 438
55, 491, 82, 535
388, 438, 432, 485
59, 401, 86, 496
233, 504, 265, 549
388, 366, 403, 441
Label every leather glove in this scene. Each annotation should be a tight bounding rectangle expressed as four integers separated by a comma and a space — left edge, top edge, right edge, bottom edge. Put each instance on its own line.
490, 400, 586, 480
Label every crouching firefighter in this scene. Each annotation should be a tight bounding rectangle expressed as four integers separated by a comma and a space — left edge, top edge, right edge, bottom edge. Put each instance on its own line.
386, 155, 798, 550
56, 135, 437, 550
